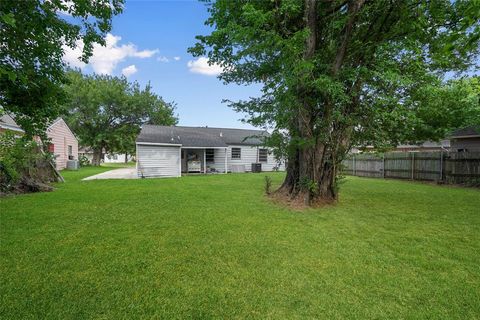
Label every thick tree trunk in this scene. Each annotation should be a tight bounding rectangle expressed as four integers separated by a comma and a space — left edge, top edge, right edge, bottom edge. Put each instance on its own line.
92, 148, 103, 166
124, 153, 128, 164
278, 143, 339, 205
276, 0, 343, 206
275, 0, 363, 206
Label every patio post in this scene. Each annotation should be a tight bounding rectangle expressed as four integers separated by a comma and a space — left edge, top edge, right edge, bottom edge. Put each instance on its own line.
224, 147, 228, 174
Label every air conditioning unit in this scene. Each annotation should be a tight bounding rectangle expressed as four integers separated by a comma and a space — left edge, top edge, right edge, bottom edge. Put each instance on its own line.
66, 160, 79, 170
251, 163, 262, 173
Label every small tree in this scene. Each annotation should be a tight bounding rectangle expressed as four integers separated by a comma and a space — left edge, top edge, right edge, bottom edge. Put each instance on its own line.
64, 71, 178, 165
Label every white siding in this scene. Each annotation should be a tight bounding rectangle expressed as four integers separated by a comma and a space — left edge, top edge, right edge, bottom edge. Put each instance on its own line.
261, 150, 286, 171
227, 145, 257, 172
226, 145, 285, 172
137, 144, 180, 178
104, 153, 133, 163
207, 148, 228, 173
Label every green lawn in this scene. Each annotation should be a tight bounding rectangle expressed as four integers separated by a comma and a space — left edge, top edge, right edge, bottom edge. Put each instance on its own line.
1, 167, 479, 319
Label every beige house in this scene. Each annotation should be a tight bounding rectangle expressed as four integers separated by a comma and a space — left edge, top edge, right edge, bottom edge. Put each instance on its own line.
46, 118, 78, 170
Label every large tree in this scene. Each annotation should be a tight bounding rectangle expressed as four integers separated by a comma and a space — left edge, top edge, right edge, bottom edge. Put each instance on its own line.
191, 0, 480, 205
64, 71, 178, 165
0, 0, 123, 137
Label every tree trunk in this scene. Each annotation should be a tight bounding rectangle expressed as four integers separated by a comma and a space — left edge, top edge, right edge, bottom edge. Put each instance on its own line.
276, 0, 340, 206
92, 148, 103, 166
275, 0, 363, 206
124, 153, 128, 164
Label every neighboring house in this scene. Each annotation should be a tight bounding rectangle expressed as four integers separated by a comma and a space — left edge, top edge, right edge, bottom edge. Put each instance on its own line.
78, 147, 133, 164
45, 118, 78, 170
1, 114, 78, 170
450, 126, 480, 152
351, 140, 451, 153
78, 146, 94, 163
136, 125, 285, 178
104, 153, 134, 164
0, 113, 24, 134
393, 140, 451, 152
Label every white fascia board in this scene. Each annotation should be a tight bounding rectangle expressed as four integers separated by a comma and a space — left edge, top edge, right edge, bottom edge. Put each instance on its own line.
0, 124, 24, 133
181, 146, 227, 149
136, 142, 182, 147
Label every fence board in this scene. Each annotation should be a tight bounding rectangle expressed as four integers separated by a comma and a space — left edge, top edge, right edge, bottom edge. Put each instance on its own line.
342, 151, 480, 186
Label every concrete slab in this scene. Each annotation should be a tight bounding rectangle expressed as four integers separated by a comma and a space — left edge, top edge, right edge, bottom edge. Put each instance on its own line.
82, 168, 138, 180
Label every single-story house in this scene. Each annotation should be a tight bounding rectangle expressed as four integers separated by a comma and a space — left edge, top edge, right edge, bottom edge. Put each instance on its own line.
105, 153, 134, 164
45, 118, 78, 170
136, 125, 285, 178
1, 114, 78, 170
450, 126, 480, 152
350, 140, 451, 153
78, 147, 133, 164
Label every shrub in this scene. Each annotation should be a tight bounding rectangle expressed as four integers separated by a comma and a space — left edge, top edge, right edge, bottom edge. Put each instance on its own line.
0, 132, 58, 194
79, 155, 90, 167
264, 176, 272, 195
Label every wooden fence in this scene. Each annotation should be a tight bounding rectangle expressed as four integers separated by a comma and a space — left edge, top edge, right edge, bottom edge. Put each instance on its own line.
342, 151, 480, 185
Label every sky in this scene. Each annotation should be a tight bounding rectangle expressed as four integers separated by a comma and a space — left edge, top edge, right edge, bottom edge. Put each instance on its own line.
62, 0, 262, 129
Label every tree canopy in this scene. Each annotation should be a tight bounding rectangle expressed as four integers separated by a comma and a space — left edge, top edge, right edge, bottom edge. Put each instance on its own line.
64, 70, 178, 165
0, 0, 123, 137
191, 0, 480, 205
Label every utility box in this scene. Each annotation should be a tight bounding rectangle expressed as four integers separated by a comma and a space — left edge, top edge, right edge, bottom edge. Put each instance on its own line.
66, 160, 79, 170
251, 163, 262, 173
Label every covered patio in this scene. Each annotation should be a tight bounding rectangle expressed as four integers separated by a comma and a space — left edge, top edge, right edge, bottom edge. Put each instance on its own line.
181, 147, 228, 174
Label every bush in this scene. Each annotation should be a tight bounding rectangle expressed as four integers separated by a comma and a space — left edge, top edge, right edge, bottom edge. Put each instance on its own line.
264, 176, 272, 195
0, 132, 58, 194
79, 155, 90, 167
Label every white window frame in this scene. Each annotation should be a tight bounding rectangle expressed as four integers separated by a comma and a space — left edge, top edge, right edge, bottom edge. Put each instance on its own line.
258, 148, 268, 162
231, 147, 241, 159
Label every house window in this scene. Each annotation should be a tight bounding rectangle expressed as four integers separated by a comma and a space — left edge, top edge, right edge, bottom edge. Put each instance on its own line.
231, 147, 241, 159
259, 148, 268, 162
206, 149, 215, 162
68, 145, 72, 155
48, 143, 55, 153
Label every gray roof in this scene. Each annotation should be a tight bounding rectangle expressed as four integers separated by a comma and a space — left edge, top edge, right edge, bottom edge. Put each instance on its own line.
137, 125, 269, 147
0, 113, 23, 132
451, 126, 480, 138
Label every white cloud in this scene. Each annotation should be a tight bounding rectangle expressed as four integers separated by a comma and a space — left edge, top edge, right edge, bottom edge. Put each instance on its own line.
121, 65, 138, 77
187, 57, 223, 76
173, 56, 181, 61
157, 56, 169, 63
62, 33, 158, 75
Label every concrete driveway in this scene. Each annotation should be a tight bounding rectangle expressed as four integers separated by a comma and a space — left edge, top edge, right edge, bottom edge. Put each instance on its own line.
82, 167, 138, 180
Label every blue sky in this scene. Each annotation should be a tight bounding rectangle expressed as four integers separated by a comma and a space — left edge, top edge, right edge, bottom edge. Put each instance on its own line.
62, 0, 262, 129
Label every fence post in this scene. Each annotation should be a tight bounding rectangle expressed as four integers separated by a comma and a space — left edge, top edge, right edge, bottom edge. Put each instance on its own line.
353, 154, 356, 176
382, 153, 385, 178
439, 151, 443, 181
411, 152, 415, 180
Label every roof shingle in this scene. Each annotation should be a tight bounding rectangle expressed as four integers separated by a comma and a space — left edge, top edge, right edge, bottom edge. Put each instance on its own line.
451, 126, 480, 138
137, 125, 269, 147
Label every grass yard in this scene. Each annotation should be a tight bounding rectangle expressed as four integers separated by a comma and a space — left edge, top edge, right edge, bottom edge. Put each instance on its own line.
1, 167, 479, 319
